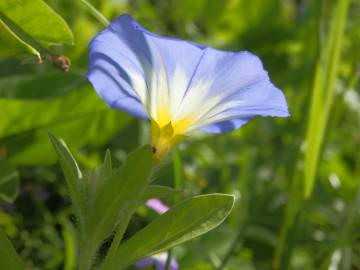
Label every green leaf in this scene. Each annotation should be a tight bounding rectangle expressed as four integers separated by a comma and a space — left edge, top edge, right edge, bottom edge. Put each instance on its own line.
0, 227, 23, 270
0, 160, 19, 202
4, 109, 130, 166
60, 217, 77, 270
85, 145, 153, 247
0, 19, 40, 59
0, 84, 94, 139
49, 133, 85, 220
303, 0, 350, 198
0, 0, 73, 59
140, 185, 184, 204
105, 194, 235, 269
0, 82, 131, 166
0, 70, 85, 99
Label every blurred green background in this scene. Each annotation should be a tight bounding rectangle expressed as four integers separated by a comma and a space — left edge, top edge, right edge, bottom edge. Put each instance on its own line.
0, 0, 359, 269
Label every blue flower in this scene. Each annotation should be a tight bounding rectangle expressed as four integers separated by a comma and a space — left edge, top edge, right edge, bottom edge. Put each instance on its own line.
87, 14, 289, 160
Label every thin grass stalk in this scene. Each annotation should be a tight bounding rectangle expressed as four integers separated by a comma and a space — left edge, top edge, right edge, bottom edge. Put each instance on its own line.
79, 0, 110, 27
304, 0, 350, 198
273, 0, 350, 268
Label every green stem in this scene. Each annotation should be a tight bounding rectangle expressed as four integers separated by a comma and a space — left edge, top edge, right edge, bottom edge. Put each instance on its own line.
173, 149, 183, 203
274, 0, 350, 268
164, 149, 183, 270
304, 0, 350, 198
164, 249, 173, 270
79, 0, 110, 27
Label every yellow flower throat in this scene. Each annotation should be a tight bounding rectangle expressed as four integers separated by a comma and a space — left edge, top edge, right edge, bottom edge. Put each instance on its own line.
151, 107, 193, 161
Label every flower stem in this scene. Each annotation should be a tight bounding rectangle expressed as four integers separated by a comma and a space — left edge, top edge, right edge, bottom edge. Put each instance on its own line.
165, 149, 183, 270
274, 0, 350, 268
164, 249, 173, 270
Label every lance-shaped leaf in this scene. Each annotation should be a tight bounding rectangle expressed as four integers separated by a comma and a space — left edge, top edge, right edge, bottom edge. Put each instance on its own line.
0, 227, 23, 270
49, 133, 85, 220
104, 194, 235, 269
85, 145, 153, 247
0, 0, 73, 59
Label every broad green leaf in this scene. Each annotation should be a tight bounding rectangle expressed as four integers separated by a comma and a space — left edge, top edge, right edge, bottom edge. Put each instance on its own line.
0, 160, 19, 202
105, 194, 235, 269
85, 145, 153, 247
0, 70, 85, 99
0, 0, 73, 48
3, 109, 130, 166
0, 87, 101, 138
49, 133, 85, 220
0, 19, 40, 59
0, 227, 23, 270
0, 83, 131, 165
140, 185, 183, 204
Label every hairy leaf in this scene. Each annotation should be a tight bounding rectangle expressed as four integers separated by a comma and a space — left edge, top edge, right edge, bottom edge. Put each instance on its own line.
85, 145, 153, 247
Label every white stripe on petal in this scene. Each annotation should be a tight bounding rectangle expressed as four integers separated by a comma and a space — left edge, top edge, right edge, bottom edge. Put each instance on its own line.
128, 68, 148, 107
169, 67, 189, 119
173, 79, 214, 122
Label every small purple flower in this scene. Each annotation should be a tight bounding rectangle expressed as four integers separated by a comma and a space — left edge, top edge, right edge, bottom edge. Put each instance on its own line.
135, 200, 176, 269
136, 253, 178, 270
146, 199, 169, 214
88, 14, 289, 159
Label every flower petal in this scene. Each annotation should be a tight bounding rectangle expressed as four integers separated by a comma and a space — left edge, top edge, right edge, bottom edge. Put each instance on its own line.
135, 258, 154, 268
201, 117, 253, 134
87, 15, 151, 119
146, 199, 169, 214
175, 49, 289, 132
88, 14, 205, 124
88, 14, 289, 135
